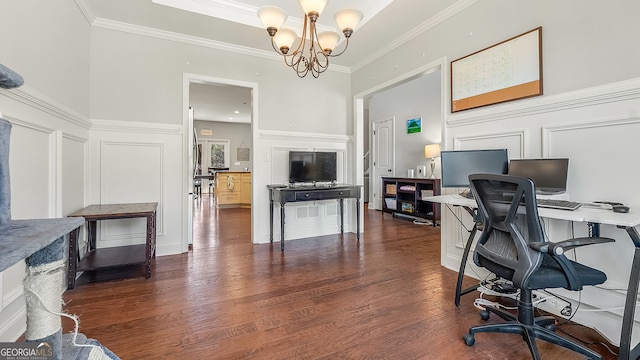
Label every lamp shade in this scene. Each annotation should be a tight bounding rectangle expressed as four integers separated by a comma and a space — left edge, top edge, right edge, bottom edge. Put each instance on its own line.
298, 0, 328, 16
424, 144, 441, 159
334, 9, 363, 32
317, 31, 340, 52
273, 28, 297, 50
257, 6, 287, 30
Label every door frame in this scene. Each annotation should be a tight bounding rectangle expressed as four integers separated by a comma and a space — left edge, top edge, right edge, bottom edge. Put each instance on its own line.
353, 57, 448, 217
371, 117, 395, 210
182, 73, 258, 252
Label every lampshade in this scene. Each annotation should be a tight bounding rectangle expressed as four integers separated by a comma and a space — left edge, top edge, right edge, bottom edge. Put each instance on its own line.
298, 0, 328, 16
317, 31, 340, 52
273, 28, 297, 51
334, 9, 363, 32
257, 6, 287, 30
424, 144, 441, 159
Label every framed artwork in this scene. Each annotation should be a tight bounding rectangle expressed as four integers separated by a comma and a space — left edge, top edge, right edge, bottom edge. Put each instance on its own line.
451, 27, 542, 112
407, 118, 422, 134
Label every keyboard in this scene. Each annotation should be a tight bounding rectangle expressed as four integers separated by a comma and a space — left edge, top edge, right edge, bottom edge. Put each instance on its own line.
536, 198, 582, 211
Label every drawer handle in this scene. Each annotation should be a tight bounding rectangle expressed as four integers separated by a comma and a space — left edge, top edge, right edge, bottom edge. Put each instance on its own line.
305, 193, 310, 197
339, 192, 344, 195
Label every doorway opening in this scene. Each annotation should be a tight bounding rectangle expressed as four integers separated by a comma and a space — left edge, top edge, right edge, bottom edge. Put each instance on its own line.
183, 74, 258, 252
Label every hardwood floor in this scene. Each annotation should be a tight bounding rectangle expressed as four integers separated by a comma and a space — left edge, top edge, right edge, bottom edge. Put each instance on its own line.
63, 196, 618, 359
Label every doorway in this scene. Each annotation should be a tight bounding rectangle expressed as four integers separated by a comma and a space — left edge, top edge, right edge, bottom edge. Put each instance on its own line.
355, 58, 447, 215
182, 74, 258, 252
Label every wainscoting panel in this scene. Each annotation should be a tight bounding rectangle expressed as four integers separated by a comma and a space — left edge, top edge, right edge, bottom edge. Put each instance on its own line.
99, 141, 163, 247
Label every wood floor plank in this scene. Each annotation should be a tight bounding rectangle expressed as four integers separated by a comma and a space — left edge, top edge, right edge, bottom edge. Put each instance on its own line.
62, 198, 619, 359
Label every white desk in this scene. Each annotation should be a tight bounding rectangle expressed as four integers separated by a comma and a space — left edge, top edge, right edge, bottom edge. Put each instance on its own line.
426, 194, 640, 360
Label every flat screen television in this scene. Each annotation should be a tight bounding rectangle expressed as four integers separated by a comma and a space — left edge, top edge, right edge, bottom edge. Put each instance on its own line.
289, 151, 337, 183
508, 158, 569, 195
441, 149, 509, 188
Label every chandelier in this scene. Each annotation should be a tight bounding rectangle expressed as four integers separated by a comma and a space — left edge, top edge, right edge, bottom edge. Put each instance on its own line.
257, 0, 363, 78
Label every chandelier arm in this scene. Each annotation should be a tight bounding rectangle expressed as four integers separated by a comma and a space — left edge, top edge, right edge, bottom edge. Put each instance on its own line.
327, 37, 350, 57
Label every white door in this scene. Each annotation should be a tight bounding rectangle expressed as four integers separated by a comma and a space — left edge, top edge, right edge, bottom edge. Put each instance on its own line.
372, 117, 394, 210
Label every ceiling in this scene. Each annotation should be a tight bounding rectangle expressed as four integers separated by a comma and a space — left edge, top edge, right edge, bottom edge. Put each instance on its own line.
79, 0, 461, 123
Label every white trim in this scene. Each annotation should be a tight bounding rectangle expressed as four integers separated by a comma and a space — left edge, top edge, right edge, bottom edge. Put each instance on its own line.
92, 17, 352, 75
73, 0, 95, 25
0, 87, 91, 129
0, 304, 25, 342
351, 0, 479, 73
91, 119, 182, 134
258, 129, 351, 143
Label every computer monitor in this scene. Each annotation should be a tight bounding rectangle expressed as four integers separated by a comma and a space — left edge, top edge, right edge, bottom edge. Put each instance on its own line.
508, 158, 569, 195
440, 149, 509, 188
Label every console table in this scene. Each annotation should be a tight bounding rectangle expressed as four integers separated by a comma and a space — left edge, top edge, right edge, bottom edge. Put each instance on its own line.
267, 184, 362, 251
67, 202, 158, 289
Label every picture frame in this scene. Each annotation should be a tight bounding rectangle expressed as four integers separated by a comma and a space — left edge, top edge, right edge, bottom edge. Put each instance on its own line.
407, 118, 422, 134
451, 27, 542, 112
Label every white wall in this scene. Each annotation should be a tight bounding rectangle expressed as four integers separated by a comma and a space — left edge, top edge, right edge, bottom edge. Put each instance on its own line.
353, 0, 640, 346
0, 0, 91, 341
369, 72, 442, 177
194, 120, 251, 172
88, 24, 355, 248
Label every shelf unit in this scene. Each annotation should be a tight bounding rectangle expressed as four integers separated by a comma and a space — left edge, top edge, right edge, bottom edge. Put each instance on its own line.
381, 177, 441, 226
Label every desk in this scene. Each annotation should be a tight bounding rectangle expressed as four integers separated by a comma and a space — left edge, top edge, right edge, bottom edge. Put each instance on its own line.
67, 202, 158, 289
267, 184, 361, 251
426, 194, 640, 360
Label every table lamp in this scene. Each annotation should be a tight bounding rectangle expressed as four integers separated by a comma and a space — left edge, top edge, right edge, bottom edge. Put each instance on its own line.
424, 144, 441, 179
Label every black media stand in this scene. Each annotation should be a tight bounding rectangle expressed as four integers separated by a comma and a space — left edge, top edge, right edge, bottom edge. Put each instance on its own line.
267, 184, 362, 251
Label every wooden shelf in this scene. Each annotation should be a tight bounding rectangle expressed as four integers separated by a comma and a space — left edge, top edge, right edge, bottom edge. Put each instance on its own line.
78, 244, 147, 271
381, 177, 440, 226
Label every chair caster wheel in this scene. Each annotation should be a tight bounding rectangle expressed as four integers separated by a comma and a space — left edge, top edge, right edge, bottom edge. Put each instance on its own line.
480, 309, 490, 321
463, 333, 475, 346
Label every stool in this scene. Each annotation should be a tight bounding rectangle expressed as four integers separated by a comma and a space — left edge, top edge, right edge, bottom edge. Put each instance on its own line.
194, 179, 201, 198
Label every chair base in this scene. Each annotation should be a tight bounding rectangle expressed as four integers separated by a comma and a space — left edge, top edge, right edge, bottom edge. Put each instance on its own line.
464, 306, 602, 360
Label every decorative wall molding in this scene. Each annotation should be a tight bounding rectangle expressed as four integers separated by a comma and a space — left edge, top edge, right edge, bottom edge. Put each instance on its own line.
100, 141, 165, 241
73, 0, 95, 25
448, 77, 640, 127
91, 17, 352, 74
259, 129, 352, 143
453, 130, 526, 157
0, 87, 91, 130
91, 118, 182, 135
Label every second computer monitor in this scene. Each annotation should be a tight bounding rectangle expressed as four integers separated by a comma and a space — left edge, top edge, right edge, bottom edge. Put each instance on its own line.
508, 158, 569, 195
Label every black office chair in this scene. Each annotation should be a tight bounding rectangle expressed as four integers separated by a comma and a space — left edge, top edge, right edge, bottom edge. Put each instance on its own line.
463, 173, 614, 360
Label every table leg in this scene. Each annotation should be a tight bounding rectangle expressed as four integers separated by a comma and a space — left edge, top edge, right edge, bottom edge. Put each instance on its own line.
145, 213, 155, 279
67, 227, 80, 290
280, 204, 285, 251
455, 223, 479, 307
356, 197, 360, 241
270, 196, 274, 243
618, 226, 640, 360
88, 220, 97, 251
340, 198, 344, 234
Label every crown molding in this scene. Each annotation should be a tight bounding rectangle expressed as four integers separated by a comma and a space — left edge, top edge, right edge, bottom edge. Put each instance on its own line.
73, 0, 96, 25
91, 118, 183, 134
351, 0, 479, 73
0, 86, 91, 130
92, 17, 351, 74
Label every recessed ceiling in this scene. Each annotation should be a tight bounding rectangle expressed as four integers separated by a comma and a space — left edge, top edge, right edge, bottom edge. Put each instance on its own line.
152, 0, 393, 36
189, 83, 252, 123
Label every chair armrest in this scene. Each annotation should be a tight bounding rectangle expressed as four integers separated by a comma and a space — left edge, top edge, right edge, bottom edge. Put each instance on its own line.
529, 237, 614, 255
529, 237, 614, 291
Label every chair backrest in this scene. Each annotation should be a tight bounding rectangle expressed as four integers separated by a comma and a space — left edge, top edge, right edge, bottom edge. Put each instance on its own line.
469, 173, 546, 288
